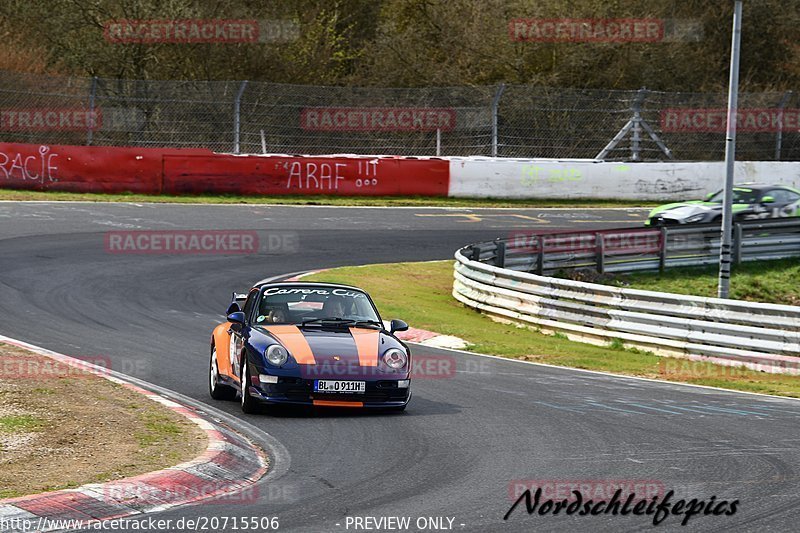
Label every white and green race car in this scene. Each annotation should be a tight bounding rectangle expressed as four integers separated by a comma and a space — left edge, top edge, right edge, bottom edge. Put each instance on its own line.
645, 183, 800, 226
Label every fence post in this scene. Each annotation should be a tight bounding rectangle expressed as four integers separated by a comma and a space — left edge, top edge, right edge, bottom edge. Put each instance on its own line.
87, 76, 98, 146
233, 80, 249, 154
491, 83, 506, 157
495, 239, 506, 268
630, 89, 645, 161
595, 234, 605, 274
775, 91, 792, 161
658, 226, 668, 273
733, 223, 743, 265
436, 128, 441, 156
596, 87, 673, 161
260, 129, 267, 154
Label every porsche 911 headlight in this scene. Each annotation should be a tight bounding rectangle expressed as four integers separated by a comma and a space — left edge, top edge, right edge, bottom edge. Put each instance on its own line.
383, 348, 407, 370
266, 344, 288, 367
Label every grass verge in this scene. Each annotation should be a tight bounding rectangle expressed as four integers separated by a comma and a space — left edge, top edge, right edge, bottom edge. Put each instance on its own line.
0, 189, 656, 209
306, 261, 800, 398
0, 343, 207, 499
583, 258, 800, 306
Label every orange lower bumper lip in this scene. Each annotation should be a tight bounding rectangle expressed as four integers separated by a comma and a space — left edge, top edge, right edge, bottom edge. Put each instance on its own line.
312, 399, 364, 408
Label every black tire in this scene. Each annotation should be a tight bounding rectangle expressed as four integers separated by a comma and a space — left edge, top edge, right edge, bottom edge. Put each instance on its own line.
240, 358, 261, 414
209, 347, 236, 401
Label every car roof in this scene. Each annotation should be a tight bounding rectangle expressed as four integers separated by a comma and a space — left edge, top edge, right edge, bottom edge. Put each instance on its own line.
734, 183, 792, 191
252, 280, 365, 292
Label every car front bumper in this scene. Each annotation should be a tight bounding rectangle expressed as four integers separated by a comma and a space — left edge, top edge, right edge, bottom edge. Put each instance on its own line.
646, 216, 686, 226
245, 377, 411, 408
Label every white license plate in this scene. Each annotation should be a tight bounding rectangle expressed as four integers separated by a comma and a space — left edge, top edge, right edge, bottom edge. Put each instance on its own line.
314, 380, 366, 394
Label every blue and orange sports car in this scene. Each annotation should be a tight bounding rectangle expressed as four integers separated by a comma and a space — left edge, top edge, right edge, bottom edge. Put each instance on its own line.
209, 281, 411, 413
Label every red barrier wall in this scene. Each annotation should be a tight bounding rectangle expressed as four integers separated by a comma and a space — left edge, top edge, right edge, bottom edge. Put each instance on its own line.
0, 143, 210, 193
0, 143, 449, 196
163, 154, 448, 196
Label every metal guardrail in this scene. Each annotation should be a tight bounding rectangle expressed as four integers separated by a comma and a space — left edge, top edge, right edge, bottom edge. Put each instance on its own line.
466, 218, 800, 275
454, 219, 800, 373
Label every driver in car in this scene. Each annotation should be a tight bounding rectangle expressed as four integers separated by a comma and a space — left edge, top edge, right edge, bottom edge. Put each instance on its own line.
267, 307, 287, 323
322, 296, 347, 319
256, 304, 288, 324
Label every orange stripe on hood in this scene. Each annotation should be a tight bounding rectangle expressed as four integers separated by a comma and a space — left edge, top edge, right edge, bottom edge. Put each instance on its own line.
349, 328, 379, 367
264, 325, 316, 365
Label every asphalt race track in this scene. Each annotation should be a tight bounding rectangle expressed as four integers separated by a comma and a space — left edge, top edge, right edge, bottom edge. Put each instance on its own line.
2, 202, 800, 532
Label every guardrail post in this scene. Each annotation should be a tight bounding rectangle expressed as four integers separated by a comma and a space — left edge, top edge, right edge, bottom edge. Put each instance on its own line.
733, 223, 743, 265
495, 239, 506, 268
595, 234, 605, 274
470, 246, 481, 262
536, 236, 544, 275
658, 226, 668, 273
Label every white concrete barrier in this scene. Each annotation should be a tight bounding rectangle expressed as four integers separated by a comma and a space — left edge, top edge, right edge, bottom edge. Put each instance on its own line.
447, 158, 800, 200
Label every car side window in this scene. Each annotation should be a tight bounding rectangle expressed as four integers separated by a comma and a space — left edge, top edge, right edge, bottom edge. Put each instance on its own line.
783, 190, 800, 202
242, 289, 259, 322
766, 189, 800, 203
764, 189, 784, 202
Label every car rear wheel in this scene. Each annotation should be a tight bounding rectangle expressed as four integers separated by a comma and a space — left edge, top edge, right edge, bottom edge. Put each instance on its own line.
240, 358, 261, 414
209, 347, 236, 401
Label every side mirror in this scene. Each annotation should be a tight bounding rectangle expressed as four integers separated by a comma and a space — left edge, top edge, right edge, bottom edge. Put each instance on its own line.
226, 302, 241, 315
761, 195, 775, 204
227, 311, 245, 331
389, 319, 409, 334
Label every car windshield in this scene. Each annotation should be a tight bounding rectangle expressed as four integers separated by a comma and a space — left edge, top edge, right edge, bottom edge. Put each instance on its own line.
706, 188, 760, 204
254, 285, 381, 326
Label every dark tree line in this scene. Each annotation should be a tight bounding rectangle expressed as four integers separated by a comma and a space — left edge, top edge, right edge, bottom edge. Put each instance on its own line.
0, 0, 798, 90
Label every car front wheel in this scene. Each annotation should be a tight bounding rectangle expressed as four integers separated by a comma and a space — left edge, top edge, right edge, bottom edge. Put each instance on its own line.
240, 358, 261, 414
209, 347, 236, 401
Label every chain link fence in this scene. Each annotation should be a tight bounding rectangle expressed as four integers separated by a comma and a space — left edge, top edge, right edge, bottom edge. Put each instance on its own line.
1, 69, 799, 161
